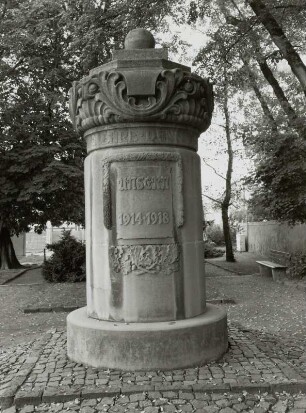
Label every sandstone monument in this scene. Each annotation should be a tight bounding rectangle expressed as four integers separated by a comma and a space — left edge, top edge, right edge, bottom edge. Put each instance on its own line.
67, 28, 228, 370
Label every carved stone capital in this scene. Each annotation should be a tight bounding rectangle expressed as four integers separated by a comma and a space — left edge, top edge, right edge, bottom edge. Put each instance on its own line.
70, 68, 214, 134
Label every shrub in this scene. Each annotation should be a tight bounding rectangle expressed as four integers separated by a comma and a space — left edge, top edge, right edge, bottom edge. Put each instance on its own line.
42, 231, 86, 282
204, 242, 225, 258
288, 253, 306, 279
206, 224, 225, 246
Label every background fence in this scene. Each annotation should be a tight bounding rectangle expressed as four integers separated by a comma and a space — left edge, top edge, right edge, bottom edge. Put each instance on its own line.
242, 221, 306, 255
12, 225, 85, 257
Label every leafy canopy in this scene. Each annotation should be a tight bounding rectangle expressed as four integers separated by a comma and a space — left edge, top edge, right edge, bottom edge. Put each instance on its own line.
0, 0, 180, 234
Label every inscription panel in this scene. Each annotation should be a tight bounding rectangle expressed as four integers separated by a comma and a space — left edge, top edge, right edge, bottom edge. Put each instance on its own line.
114, 163, 174, 240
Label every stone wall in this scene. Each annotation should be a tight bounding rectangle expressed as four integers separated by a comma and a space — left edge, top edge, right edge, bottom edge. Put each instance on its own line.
16, 227, 85, 256
245, 221, 306, 255
11, 233, 26, 257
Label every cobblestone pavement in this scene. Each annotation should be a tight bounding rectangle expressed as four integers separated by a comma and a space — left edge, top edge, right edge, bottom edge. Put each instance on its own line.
0, 323, 305, 411
7, 391, 306, 413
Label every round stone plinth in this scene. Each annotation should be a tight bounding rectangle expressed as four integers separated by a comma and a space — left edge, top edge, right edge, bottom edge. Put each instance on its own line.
67, 305, 228, 370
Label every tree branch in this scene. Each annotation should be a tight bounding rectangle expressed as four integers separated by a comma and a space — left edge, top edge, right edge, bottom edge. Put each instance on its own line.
203, 194, 222, 205
247, 0, 306, 98
202, 158, 226, 181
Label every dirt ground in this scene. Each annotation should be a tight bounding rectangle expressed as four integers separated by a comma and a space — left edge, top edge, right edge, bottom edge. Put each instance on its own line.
0, 256, 305, 351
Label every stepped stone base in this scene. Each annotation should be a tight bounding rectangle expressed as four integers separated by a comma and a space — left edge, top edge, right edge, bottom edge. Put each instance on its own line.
67, 304, 228, 370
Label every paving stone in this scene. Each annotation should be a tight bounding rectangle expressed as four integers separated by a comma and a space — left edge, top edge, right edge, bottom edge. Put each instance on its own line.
80, 407, 95, 413
201, 406, 219, 413
2, 407, 16, 413
42, 386, 81, 403
129, 393, 146, 402
215, 398, 232, 408
139, 400, 153, 408
193, 384, 231, 393
117, 395, 130, 405
19, 406, 35, 413
147, 391, 162, 399
108, 405, 126, 413
272, 400, 288, 412
153, 398, 168, 406
171, 399, 186, 405
14, 388, 43, 407
232, 402, 248, 412
219, 408, 236, 413
97, 397, 115, 406
195, 393, 211, 401
162, 391, 177, 399
211, 394, 226, 401
121, 385, 154, 394
178, 391, 194, 400
191, 400, 209, 408
143, 407, 159, 413
295, 399, 306, 409
80, 399, 97, 407
81, 386, 120, 399
177, 403, 193, 412
162, 404, 176, 412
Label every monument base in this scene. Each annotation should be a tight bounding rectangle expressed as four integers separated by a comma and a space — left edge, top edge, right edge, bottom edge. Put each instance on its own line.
67, 304, 228, 370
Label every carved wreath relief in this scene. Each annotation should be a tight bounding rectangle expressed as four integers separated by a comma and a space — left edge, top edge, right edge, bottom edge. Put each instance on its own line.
109, 244, 179, 276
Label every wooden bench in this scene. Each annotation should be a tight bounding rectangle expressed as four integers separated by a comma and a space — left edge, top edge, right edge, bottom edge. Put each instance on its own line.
256, 249, 291, 283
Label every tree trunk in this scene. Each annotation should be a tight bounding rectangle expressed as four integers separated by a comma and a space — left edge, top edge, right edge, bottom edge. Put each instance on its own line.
226, 2, 306, 135
221, 205, 235, 262
257, 59, 305, 136
248, 0, 306, 98
0, 225, 23, 270
222, 79, 236, 262
242, 59, 278, 131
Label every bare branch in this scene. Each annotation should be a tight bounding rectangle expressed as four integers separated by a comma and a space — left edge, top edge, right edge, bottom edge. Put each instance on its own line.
202, 158, 226, 181
203, 194, 222, 205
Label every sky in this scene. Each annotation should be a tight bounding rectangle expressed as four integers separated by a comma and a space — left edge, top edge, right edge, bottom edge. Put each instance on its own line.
157, 23, 252, 224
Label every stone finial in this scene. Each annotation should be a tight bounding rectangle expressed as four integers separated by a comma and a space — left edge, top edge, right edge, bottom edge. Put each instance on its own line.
124, 28, 155, 50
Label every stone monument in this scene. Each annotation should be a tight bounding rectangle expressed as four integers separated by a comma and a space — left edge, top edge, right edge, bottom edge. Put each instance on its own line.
67, 28, 228, 370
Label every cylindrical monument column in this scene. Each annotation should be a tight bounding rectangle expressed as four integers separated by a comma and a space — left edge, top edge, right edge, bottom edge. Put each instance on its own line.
67, 29, 227, 370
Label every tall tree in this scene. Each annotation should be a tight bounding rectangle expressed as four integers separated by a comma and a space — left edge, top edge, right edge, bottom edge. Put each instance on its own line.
0, 0, 179, 269
247, 0, 306, 97
188, 0, 306, 224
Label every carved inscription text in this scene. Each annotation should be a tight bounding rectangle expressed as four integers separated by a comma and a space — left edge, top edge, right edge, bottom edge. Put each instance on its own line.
118, 175, 170, 191
118, 211, 170, 226
114, 163, 174, 240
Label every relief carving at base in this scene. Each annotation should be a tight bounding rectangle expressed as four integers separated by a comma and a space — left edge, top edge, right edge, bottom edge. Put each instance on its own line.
109, 244, 180, 276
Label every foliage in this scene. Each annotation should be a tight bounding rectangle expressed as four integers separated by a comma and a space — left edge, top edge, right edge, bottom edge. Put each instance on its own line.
0, 0, 180, 267
246, 133, 306, 223
42, 231, 86, 282
204, 241, 224, 258
206, 224, 225, 246
189, 0, 306, 224
288, 253, 306, 279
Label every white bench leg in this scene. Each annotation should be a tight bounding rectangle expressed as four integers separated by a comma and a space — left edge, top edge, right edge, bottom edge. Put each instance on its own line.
258, 265, 272, 278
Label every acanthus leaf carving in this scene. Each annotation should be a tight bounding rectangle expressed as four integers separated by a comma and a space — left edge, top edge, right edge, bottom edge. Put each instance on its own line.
70, 69, 213, 134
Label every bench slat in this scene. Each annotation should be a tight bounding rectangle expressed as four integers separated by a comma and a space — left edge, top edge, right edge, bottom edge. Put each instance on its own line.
256, 260, 287, 269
